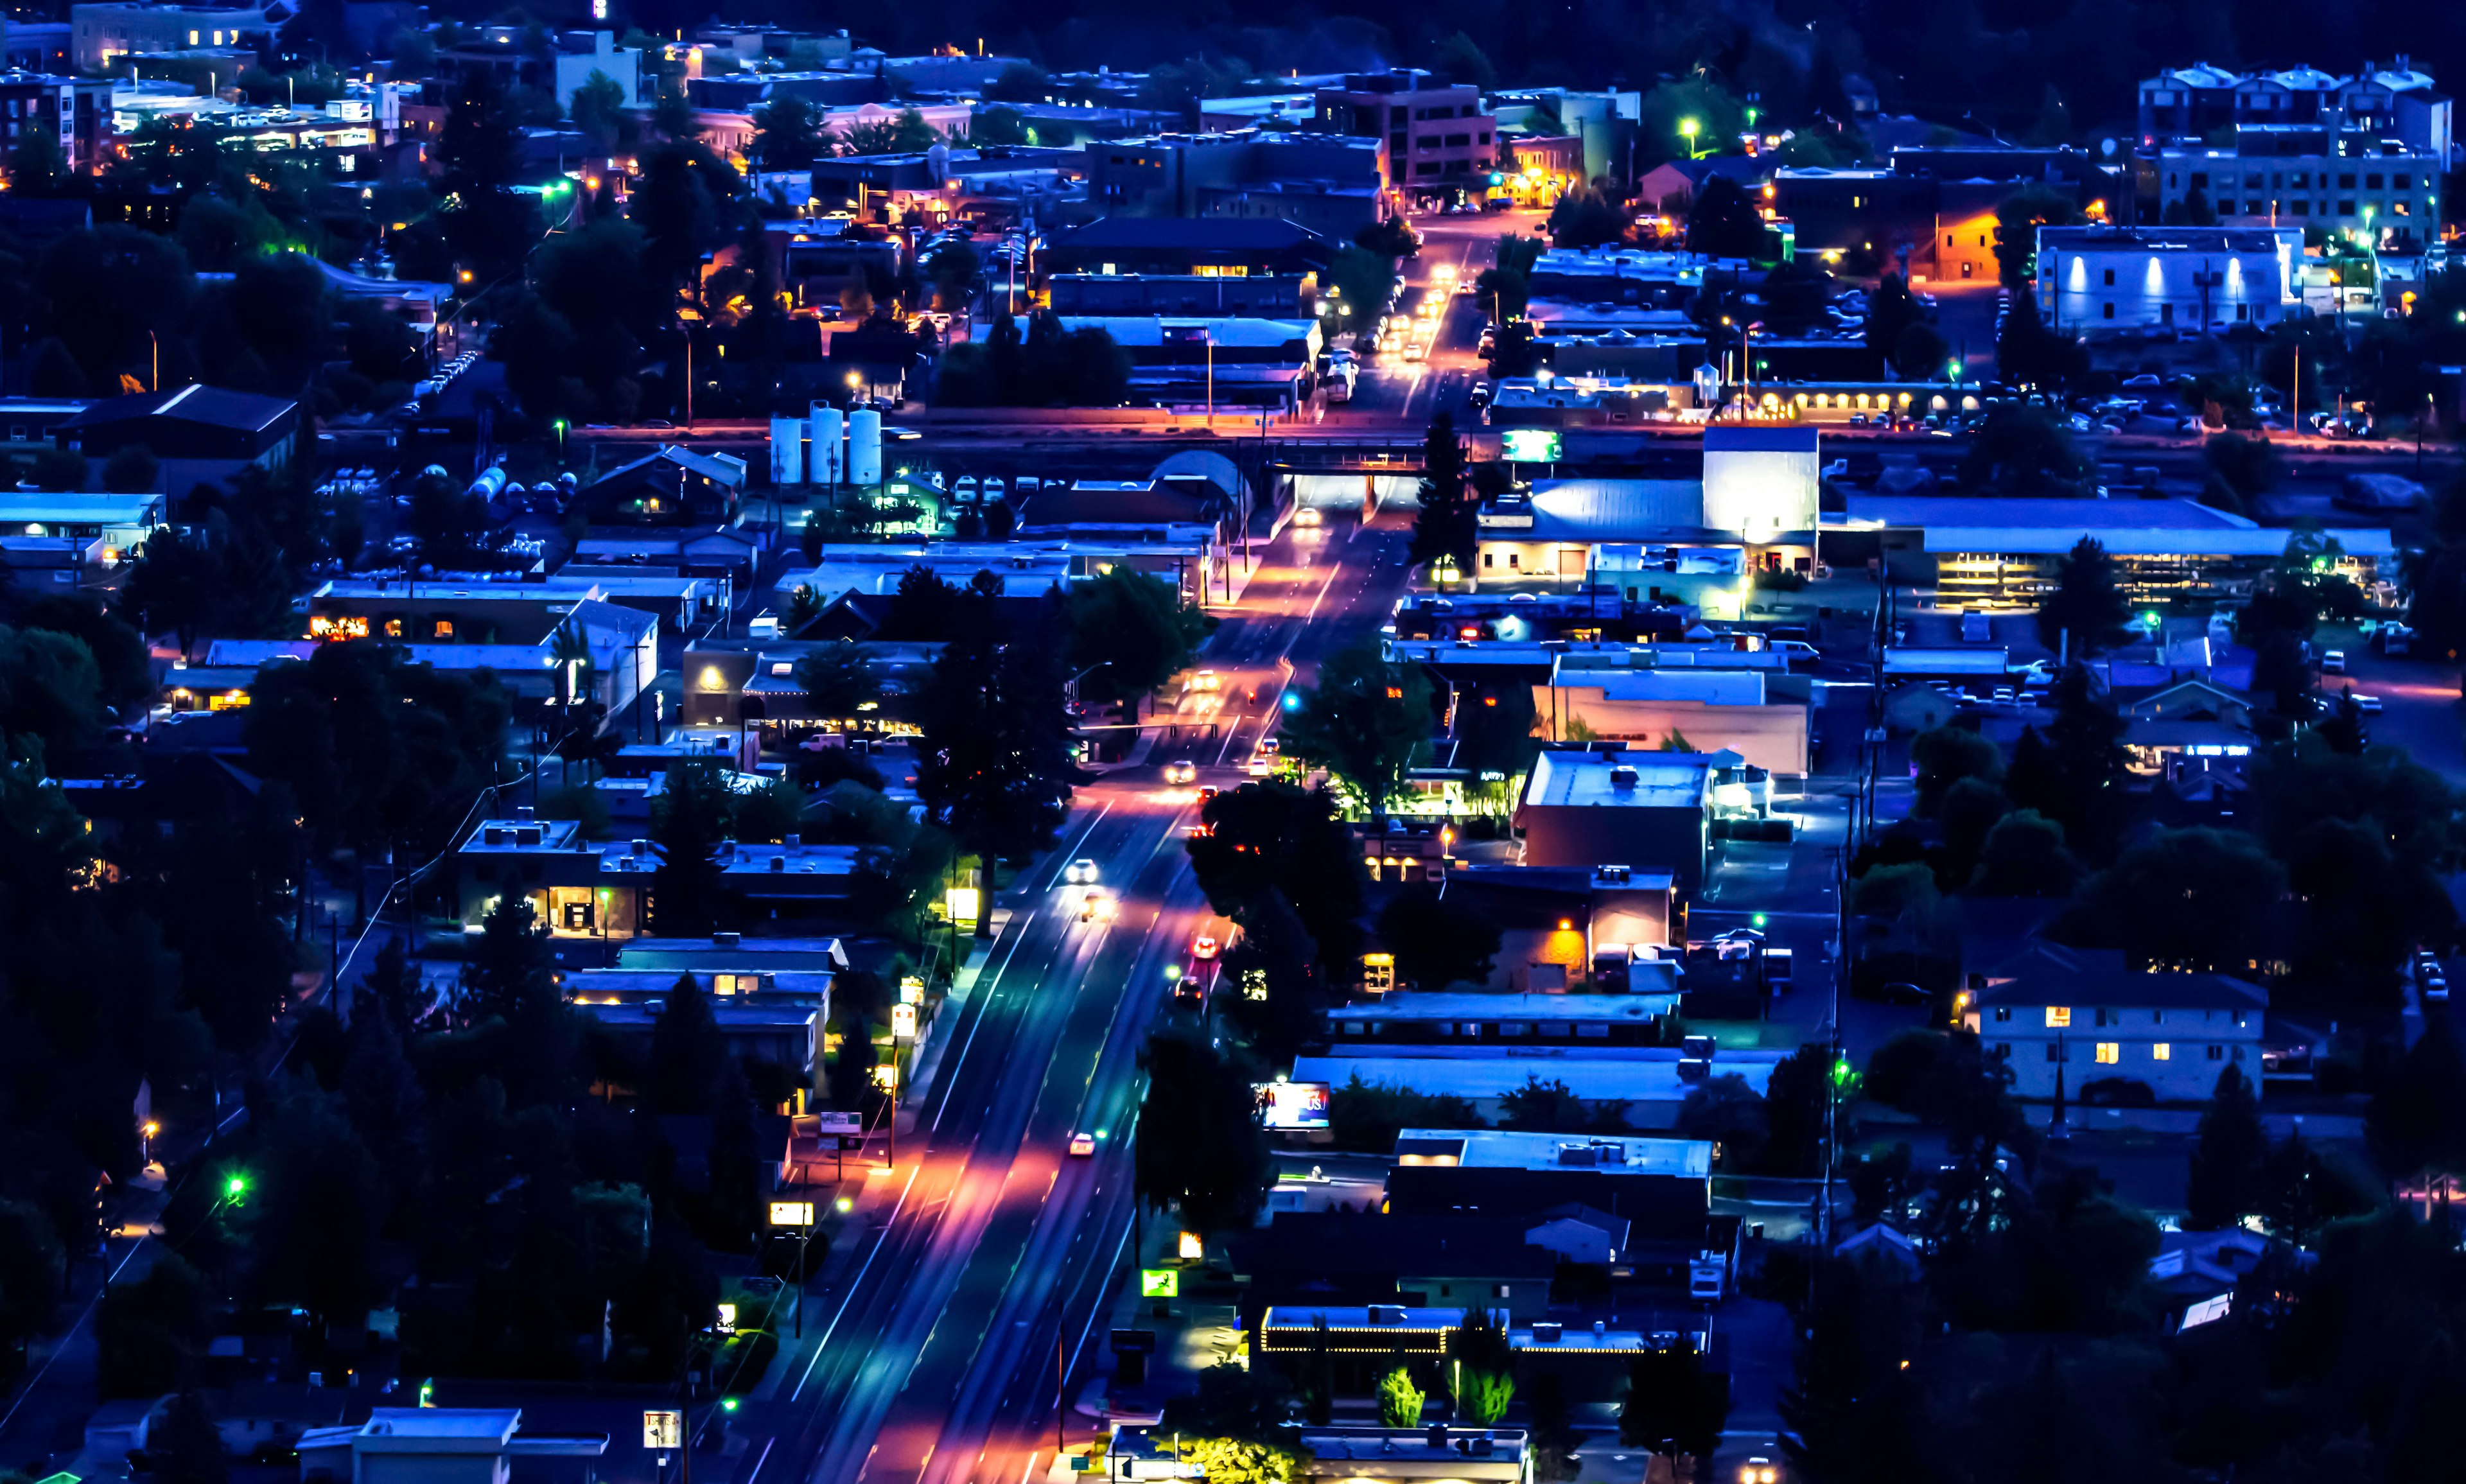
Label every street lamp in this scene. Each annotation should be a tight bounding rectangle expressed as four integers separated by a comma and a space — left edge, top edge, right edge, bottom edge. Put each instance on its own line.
1679, 118, 1702, 159
141, 1121, 159, 1165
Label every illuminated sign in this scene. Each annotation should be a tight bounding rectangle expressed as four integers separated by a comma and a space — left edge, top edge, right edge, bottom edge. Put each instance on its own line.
1141, 1268, 1179, 1298
308, 614, 369, 641
1500, 429, 1564, 462
1255, 1081, 1333, 1130
643, 1411, 683, 1450
768, 1201, 816, 1227
891, 1002, 918, 1040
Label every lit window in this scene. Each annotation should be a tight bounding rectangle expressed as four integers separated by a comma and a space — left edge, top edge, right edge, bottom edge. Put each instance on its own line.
2152, 1043, 2171, 1061
2045, 1006, 2072, 1028
2095, 1043, 2120, 1065
1993, 1006, 2011, 1022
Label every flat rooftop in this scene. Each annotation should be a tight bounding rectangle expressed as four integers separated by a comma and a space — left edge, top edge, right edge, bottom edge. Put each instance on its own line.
1521, 749, 1718, 810
1333, 992, 1679, 1025
1389, 1126, 1715, 1176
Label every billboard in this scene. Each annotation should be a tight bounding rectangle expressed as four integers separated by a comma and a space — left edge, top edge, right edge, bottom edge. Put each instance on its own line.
1256, 1080, 1332, 1130
1500, 428, 1564, 463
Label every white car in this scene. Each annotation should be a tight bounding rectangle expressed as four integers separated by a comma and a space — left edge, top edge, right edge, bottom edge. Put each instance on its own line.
2350, 694, 2383, 713
1164, 760, 1196, 784
1065, 859, 1099, 884
1068, 1131, 1097, 1157
1192, 670, 1222, 692
1245, 752, 1274, 777
1295, 507, 1324, 527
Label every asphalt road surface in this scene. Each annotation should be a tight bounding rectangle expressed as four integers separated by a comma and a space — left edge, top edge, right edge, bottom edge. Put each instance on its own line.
724, 511, 1412, 1484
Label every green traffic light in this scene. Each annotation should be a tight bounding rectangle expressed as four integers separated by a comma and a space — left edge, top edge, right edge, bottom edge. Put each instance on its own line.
225, 1174, 248, 1199
1752, 912, 1768, 929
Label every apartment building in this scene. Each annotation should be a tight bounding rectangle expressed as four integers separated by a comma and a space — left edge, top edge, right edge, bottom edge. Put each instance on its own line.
71, 1, 275, 68
2158, 125, 2440, 249
1314, 68, 1494, 195
2137, 57, 2451, 161
0, 74, 112, 172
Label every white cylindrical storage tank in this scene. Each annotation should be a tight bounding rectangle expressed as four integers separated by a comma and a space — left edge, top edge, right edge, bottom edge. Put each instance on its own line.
809, 403, 843, 485
769, 417, 804, 485
466, 465, 508, 502
846, 408, 882, 487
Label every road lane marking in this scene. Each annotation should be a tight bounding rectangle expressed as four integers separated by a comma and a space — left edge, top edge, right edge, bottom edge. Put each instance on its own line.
792, 1163, 922, 1401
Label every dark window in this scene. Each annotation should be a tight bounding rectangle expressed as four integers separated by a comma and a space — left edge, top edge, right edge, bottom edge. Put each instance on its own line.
2103, 267, 2115, 285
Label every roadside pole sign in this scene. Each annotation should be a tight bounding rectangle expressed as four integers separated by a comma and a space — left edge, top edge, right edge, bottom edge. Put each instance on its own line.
1140, 1268, 1179, 1298
643, 1410, 683, 1450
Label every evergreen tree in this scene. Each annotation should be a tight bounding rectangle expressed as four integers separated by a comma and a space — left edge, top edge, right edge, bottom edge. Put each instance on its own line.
1408, 412, 1476, 576
2185, 1064, 2266, 1229
1450, 1305, 1516, 1422
154, 1390, 231, 1484
914, 588, 1078, 861
1134, 1027, 1268, 1234
646, 975, 727, 1114
706, 1056, 762, 1249
2034, 537, 2128, 658
461, 894, 557, 1023
1780, 1260, 1928, 1484
1621, 1338, 1730, 1467
652, 760, 734, 936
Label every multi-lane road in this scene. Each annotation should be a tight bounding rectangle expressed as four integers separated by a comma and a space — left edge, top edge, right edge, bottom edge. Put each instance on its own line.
719, 511, 1410, 1484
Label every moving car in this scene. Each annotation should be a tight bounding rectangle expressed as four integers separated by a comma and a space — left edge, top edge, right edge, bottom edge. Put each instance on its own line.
1192, 934, 1221, 960
1080, 890, 1109, 922
1068, 1131, 1097, 1157
1295, 507, 1324, 527
2320, 649, 2347, 675
1164, 759, 1197, 784
1192, 670, 1222, 692
2350, 694, 2383, 713
1065, 859, 1099, 884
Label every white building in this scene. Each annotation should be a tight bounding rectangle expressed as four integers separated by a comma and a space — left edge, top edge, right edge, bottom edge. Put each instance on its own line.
298, 1409, 606, 1484
552, 31, 645, 112
2035, 223, 2301, 335
1962, 943, 2266, 1104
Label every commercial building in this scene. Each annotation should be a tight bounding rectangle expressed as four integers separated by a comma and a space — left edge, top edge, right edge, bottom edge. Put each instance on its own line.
1313, 69, 1494, 195
453, 813, 862, 939
1329, 988, 1683, 1043
1081, 130, 1386, 235
1510, 746, 1767, 893
1044, 215, 1337, 277
1776, 146, 2121, 283
1109, 1426, 1528, 1484
1358, 863, 1680, 995
0, 491, 162, 553
57, 385, 298, 502
1830, 493, 2392, 609
297, 1408, 606, 1484
2156, 126, 2440, 250
1473, 428, 1823, 593
1046, 271, 1313, 317
1386, 1128, 1715, 1218
439, 30, 645, 114
2034, 223, 2303, 333
1962, 942, 2266, 1103
1489, 87, 1640, 186
1534, 658, 1811, 774
1053, 313, 1320, 410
